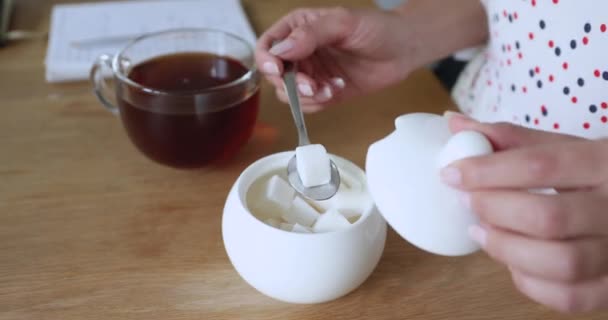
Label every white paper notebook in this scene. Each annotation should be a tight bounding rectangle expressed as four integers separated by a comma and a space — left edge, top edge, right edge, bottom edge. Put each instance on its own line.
45, 0, 257, 83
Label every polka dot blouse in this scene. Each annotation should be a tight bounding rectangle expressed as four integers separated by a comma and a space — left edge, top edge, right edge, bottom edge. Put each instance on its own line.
452, 0, 608, 139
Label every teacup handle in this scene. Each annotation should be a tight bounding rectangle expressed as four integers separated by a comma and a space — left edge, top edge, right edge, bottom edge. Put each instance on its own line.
90, 54, 119, 115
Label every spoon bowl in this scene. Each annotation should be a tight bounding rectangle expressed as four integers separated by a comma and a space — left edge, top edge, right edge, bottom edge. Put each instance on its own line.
287, 155, 341, 201
281, 61, 340, 200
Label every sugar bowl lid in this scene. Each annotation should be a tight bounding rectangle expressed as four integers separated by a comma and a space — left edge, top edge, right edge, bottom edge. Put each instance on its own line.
365, 113, 493, 256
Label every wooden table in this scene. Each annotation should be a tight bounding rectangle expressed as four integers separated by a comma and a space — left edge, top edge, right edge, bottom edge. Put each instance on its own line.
1, 1, 605, 319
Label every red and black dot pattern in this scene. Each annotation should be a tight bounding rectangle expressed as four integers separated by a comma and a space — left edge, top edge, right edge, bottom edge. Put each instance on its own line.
452, 0, 608, 139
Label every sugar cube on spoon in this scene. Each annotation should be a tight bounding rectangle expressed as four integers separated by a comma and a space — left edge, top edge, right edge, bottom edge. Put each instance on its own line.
295, 144, 332, 188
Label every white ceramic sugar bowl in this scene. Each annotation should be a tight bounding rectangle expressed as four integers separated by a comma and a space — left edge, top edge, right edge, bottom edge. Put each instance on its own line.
222, 152, 387, 304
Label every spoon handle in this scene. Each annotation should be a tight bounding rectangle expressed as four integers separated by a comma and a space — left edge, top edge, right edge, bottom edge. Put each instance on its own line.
282, 61, 311, 146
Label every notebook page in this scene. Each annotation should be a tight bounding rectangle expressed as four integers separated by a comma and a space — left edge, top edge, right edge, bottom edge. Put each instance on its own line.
45, 0, 257, 83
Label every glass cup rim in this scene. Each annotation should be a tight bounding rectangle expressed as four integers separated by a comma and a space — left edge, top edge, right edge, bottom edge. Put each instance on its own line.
111, 27, 258, 97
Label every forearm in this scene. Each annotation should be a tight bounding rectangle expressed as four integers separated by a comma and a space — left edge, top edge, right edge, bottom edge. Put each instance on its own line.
394, 0, 489, 67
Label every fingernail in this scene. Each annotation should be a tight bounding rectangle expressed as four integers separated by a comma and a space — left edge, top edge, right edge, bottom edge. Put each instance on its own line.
262, 62, 280, 75
298, 83, 314, 97
319, 86, 333, 100
468, 225, 487, 246
331, 77, 346, 89
440, 167, 462, 187
269, 39, 295, 56
460, 193, 471, 209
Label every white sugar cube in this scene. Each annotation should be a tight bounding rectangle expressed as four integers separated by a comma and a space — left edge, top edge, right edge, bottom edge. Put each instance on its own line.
279, 222, 294, 231
296, 144, 331, 187
265, 175, 295, 209
339, 168, 362, 190
264, 218, 281, 228
292, 223, 312, 233
282, 196, 320, 227
345, 214, 362, 224
315, 187, 373, 213
313, 209, 351, 233
339, 209, 362, 222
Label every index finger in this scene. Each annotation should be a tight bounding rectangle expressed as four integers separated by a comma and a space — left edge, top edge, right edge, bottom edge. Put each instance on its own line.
442, 140, 608, 190
255, 14, 294, 76
445, 112, 582, 151
256, 12, 294, 51
469, 190, 608, 239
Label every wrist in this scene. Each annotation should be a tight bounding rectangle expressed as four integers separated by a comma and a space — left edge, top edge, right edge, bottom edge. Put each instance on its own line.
391, 0, 489, 68
389, 9, 435, 73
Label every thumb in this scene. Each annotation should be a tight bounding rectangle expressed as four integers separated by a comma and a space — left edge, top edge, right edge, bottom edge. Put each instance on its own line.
269, 9, 356, 60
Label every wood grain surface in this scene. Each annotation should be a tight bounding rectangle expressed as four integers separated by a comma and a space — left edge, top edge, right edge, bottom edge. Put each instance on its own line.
1, 1, 606, 319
